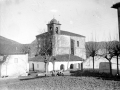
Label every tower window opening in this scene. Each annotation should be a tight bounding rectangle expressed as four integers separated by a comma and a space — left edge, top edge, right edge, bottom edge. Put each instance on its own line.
56, 27, 58, 34
77, 41, 79, 47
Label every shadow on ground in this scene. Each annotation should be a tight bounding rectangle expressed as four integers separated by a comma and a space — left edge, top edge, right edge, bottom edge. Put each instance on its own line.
71, 70, 120, 81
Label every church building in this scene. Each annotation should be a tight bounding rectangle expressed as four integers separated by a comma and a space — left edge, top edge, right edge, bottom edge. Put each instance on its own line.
29, 18, 86, 72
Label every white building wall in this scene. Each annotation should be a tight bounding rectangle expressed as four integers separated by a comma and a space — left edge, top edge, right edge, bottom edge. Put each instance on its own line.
29, 61, 83, 72
1, 54, 29, 77
48, 62, 53, 71
48, 61, 83, 71
29, 61, 45, 71
83, 56, 120, 75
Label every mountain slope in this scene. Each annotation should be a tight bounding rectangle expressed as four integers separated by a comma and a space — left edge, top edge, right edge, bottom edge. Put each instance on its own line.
0, 36, 21, 45
0, 36, 24, 55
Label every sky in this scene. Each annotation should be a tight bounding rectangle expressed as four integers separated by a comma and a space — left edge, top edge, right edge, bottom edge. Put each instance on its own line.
0, 0, 120, 44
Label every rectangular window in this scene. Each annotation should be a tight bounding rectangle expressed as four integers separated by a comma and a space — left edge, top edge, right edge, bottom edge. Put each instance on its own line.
71, 39, 75, 55
14, 58, 18, 63
77, 41, 79, 47
37, 64, 39, 68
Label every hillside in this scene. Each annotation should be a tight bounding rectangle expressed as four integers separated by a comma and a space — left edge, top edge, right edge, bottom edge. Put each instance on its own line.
0, 35, 118, 58
0, 36, 37, 58
0, 36, 24, 55
0, 36, 21, 45
24, 39, 38, 58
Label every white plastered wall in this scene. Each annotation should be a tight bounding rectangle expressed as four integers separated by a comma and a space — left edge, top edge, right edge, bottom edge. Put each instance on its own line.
1, 54, 29, 77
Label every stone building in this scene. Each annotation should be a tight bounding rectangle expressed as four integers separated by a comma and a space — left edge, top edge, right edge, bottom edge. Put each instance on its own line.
36, 18, 86, 59
29, 18, 86, 71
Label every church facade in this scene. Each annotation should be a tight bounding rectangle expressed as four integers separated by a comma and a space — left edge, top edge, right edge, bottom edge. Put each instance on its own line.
29, 18, 86, 71
36, 18, 86, 59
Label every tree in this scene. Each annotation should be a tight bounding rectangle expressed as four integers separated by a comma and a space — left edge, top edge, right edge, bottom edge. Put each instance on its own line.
22, 45, 31, 54
112, 41, 120, 75
103, 41, 114, 76
85, 41, 99, 71
36, 30, 54, 73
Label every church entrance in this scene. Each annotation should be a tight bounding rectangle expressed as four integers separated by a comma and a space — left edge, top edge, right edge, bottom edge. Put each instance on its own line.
32, 63, 34, 71
70, 64, 74, 69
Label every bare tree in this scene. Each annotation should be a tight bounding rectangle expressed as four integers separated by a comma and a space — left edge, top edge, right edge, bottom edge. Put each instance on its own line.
37, 29, 59, 73
103, 41, 114, 76
39, 33, 53, 73
85, 41, 99, 71
22, 45, 31, 54
112, 41, 120, 75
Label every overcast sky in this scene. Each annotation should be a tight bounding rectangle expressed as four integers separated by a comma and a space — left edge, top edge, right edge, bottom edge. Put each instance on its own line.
0, 0, 120, 44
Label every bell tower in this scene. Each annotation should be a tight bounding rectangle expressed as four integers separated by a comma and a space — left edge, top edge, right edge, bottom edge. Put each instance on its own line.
47, 18, 61, 35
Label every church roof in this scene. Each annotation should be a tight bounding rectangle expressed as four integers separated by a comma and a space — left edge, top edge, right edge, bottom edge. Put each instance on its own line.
50, 18, 58, 24
112, 2, 120, 8
36, 30, 85, 38
60, 30, 85, 37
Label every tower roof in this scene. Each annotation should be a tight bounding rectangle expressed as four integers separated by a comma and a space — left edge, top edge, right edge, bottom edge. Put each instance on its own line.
112, 2, 120, 9
50, 18, 58, 24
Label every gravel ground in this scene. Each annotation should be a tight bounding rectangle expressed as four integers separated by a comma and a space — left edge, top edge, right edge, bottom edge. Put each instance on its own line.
0, 76, 120, 90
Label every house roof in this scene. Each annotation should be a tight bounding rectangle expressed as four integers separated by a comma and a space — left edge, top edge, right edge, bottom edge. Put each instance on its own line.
112, 2, 120, 8
0, 44, 26, 55
29, 55, 45, 62
29, 54, 84, 62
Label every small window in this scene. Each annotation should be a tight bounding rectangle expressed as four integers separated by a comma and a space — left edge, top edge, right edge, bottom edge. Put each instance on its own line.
14, 58, 18, 63
37, 64, 39, 68
56, 27, 58, 34
77, 41, 79, 47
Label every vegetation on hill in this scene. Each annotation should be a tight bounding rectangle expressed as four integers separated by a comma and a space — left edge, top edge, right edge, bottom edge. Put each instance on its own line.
0, 36, 24, 55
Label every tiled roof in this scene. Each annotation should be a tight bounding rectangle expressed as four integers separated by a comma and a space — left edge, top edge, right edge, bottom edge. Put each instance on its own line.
60, 30, 85, 37
29, 55, 45, 62
36, 30, 85, 38
29, 54, 84, 62
51, 54, 84, 61
0, 44, 25, 55
36, 32, 49, 37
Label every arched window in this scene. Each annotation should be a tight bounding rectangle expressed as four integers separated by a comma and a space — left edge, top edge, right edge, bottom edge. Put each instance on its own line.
70, 64, 74, 69
60, 64, 65, 70
50, 27, 53, 34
